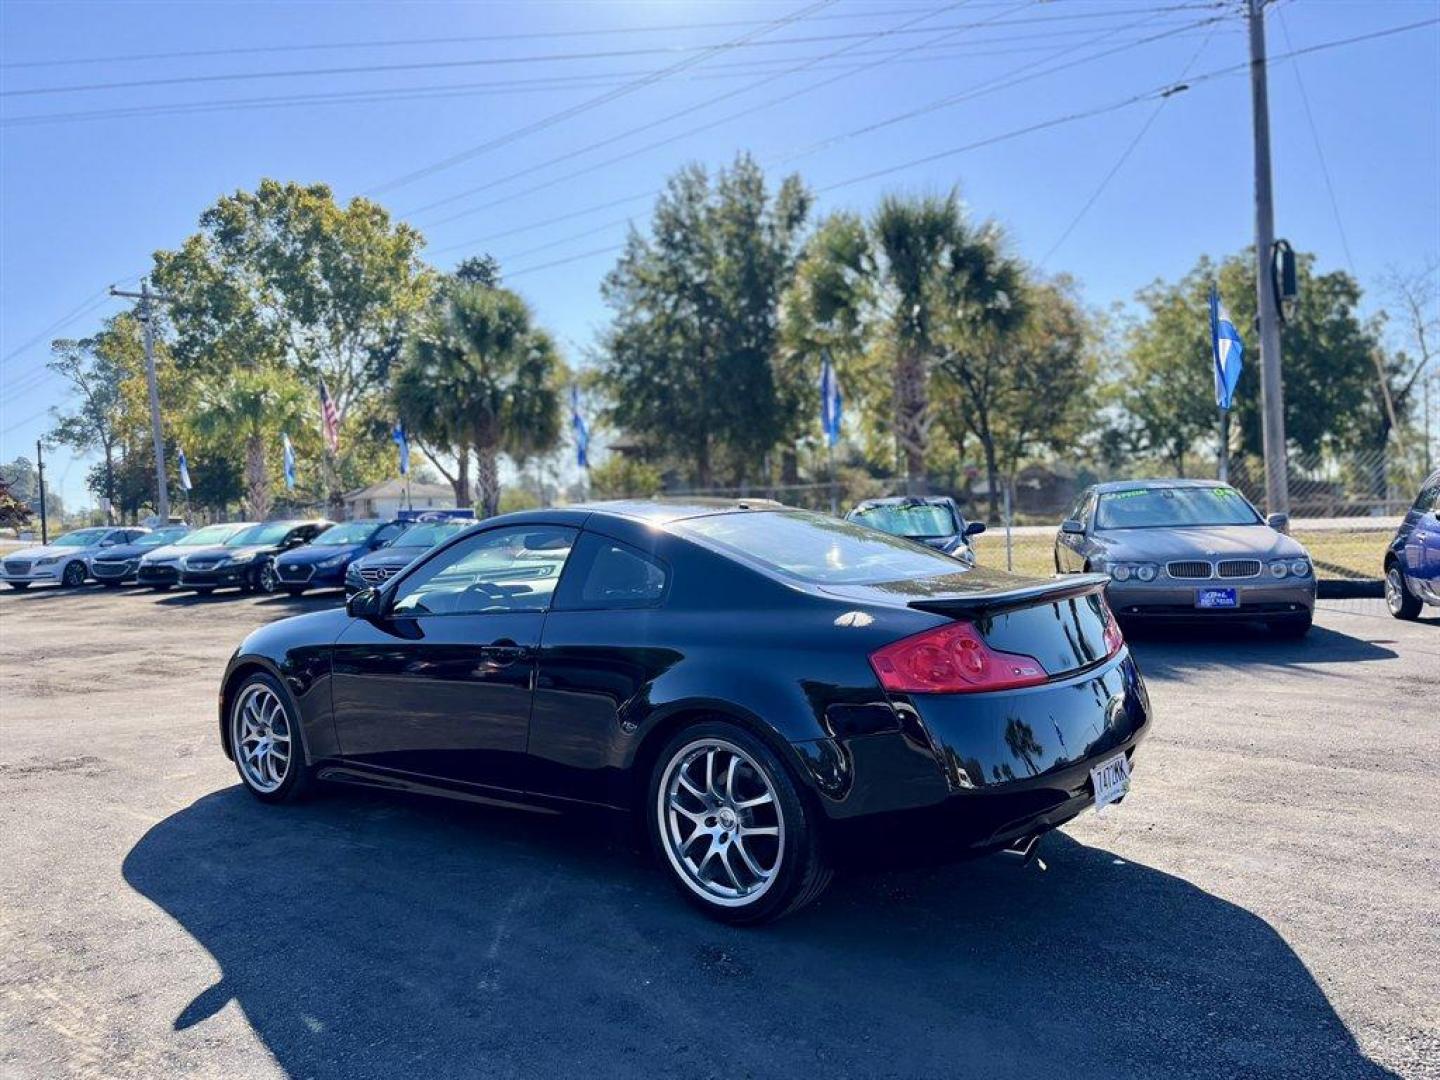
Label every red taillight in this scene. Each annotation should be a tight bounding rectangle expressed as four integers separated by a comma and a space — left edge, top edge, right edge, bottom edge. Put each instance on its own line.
1101, 596, 1125, 656
869, 621, 1048, 694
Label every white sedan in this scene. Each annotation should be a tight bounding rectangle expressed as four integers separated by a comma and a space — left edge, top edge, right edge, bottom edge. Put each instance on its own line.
1, 526, 149, 590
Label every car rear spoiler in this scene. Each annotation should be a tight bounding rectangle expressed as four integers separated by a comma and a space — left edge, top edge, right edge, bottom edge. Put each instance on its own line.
908, 573, 1110, 619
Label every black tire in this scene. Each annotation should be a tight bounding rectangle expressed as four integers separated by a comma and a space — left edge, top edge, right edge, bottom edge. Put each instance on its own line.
257, 562, 279, 596
61, 561, 87, 588
1269, 614, 1313, 638
647, 719, 831, 925
283, 586, 307, 597
7, 581, 29, 591
227, 671, 313, 804
1385, 561, 1422, 621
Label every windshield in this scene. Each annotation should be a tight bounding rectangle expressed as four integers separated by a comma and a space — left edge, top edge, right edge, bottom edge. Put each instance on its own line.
313, 521, 379, 546
178, 524, 247, 546
851, 503, 957, 539
392, 521, 470, 548
135, 528, 189, 548
52, 528, 110, 547
1095, 486, 1263, 530
226, 522, 294, 547
676, 510, 960, 586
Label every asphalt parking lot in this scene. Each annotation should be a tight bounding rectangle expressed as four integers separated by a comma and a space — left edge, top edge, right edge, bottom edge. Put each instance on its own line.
1, 585, 1436, 1079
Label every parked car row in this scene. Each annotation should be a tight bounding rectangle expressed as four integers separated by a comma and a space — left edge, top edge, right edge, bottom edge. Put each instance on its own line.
1, 510, 477, 599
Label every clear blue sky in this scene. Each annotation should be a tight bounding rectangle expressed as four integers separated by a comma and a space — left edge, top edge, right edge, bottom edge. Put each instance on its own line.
2, 0, 1437, 508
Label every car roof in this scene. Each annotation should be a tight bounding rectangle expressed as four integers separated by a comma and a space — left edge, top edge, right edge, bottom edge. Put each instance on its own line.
1087, 478, 1231, 494
565, 498, 787, 527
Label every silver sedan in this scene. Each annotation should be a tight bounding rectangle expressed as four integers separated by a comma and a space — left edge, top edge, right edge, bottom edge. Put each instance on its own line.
1054, 479, 1316, 636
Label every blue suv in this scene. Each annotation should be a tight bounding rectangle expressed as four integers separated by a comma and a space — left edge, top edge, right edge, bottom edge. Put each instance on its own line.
1385, 469, 1440, 620
270, 518, 409, 596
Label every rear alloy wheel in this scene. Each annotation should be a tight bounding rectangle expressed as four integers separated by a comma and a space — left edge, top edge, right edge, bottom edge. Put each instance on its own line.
257, 562, 279, 595
649, 722, 830, 924
229, 673, 310, 803
1385, 563, 1422, 620
61, 561, 87, 588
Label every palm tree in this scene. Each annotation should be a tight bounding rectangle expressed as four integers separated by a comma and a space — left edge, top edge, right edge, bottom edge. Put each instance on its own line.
190, 366, 307, 520
395, 283, 562, 517
787, 192, 1023, 495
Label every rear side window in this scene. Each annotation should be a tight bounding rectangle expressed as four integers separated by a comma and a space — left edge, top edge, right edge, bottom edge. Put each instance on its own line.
554, 533, 668, 610
676, 510, 958, 586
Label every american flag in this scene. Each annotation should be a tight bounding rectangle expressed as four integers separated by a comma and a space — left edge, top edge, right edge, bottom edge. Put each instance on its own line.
318, 379, 340, 453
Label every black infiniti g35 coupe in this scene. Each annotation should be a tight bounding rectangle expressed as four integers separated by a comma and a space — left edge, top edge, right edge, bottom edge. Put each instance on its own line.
219, 500, 1150, 923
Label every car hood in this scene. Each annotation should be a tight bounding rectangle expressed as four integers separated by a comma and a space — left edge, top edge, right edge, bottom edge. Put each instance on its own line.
139, 543, 198, 564
1092, 525, 1306, 561
94, 542, 163, 560
179, 544, 271, 562
351, 545, 429, 568
277, 544, 360, 566
5, 544, 62, 560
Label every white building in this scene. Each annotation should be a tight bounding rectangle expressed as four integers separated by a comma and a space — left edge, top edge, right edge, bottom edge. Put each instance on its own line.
342, 478, 456, 520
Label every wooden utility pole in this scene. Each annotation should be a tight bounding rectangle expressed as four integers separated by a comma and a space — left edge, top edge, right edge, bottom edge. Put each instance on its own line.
109, 280, 172, 522
35, 439, 48, 544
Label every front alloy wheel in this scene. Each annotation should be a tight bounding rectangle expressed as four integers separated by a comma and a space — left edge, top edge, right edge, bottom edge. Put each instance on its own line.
229, 674, 310, 802
258, 562, 279, 595
650, 723, 830, 924
1386, 563, 1422, 620
61, 561, 87, 587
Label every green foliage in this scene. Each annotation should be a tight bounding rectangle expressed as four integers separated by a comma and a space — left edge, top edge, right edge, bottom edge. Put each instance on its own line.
395, 282, 563, 516
588, 455, 663, 499
600, 154, 811, 486
0, 476, 32, 530
1121, 251, 1385, 468
151, 179, 434, 506
188, 365, 310, 519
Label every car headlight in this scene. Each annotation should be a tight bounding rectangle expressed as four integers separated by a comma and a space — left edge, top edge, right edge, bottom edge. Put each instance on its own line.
1111, 564, 1131, 581
220, 551, 257, 566
1289, 559, 1310, 577
1108, 562, 1158, 582
1135, 563, 1158, 582
36, 555, 60, 565
319, 553, 348, 568
1269, 561, 1290, 578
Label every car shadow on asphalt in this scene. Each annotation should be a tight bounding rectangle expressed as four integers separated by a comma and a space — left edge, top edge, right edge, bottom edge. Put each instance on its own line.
1124, 621, 1397, 679
123, 786, 1396, 1080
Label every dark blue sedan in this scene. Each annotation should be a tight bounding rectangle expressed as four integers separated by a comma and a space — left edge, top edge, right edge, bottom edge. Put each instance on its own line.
1385, 469, 1440, 619
270, 519, 409, 596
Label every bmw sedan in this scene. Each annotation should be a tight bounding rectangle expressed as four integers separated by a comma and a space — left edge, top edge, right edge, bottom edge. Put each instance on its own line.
90, 525, 192, 586
1, 526, 150, 590
1054, 480, 1315, 636
137, 523, 253, 590
846, 496, 986, 566
270, 518, 409, 596
219, 500, 1149, 924
177, 519, 332, 596
1385, 468, 1440, 620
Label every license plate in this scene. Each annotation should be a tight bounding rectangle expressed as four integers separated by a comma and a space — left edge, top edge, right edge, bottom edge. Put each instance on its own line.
1195, 587, 1238, 609
1090, 752, 1131, 812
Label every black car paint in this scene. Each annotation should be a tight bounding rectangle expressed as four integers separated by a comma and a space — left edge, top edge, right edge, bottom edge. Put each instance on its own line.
220, 504, 1148, 858
177, 521, 331, 592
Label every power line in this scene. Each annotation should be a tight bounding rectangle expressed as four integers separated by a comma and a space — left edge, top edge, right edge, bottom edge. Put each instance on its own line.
2, 275, 141, 397
1275, 5, 1356, 272
494, 16, 1438, 279
0, 3, 1228, 99
405, 0, 1007, 223
431, 7, 1213, 253
365, 0, 838, 198
1039, 22, 1220, 264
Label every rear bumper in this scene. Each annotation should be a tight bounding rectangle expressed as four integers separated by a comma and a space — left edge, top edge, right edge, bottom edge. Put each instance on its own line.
1107, 577, 1315, 619
798, 653, 1150, 858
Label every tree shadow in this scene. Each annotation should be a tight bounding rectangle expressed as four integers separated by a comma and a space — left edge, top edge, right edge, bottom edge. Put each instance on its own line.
1124, 620, 1397, 680
123, 787, 1395, 1080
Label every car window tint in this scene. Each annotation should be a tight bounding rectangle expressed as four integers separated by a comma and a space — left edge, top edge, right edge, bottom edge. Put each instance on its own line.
373, 522, 408, 546
1095, 486, 1262, 529
850, 503, 956, 539
555, 534, 668, 610
676, 510, 958, 585
390, 526, 576, 617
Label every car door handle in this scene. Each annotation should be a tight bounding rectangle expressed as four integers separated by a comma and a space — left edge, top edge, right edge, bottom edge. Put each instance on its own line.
479, 641, 530, 665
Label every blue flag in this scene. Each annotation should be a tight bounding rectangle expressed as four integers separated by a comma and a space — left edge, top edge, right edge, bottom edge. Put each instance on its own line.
177, 447, 192, 492
392, 422, 410, 476
820, 349, 842, 447
571, 386, 590, 469
1209, 284, 1244, 410
282, 433, 296, 491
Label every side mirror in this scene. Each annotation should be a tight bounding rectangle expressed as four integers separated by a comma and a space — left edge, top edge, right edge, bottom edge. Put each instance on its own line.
284, 536, 306, 549
346, 587, 384, 620
1266, 512, 1290, 533
964, 521, 987, 538
1060, 519, 1085, 536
